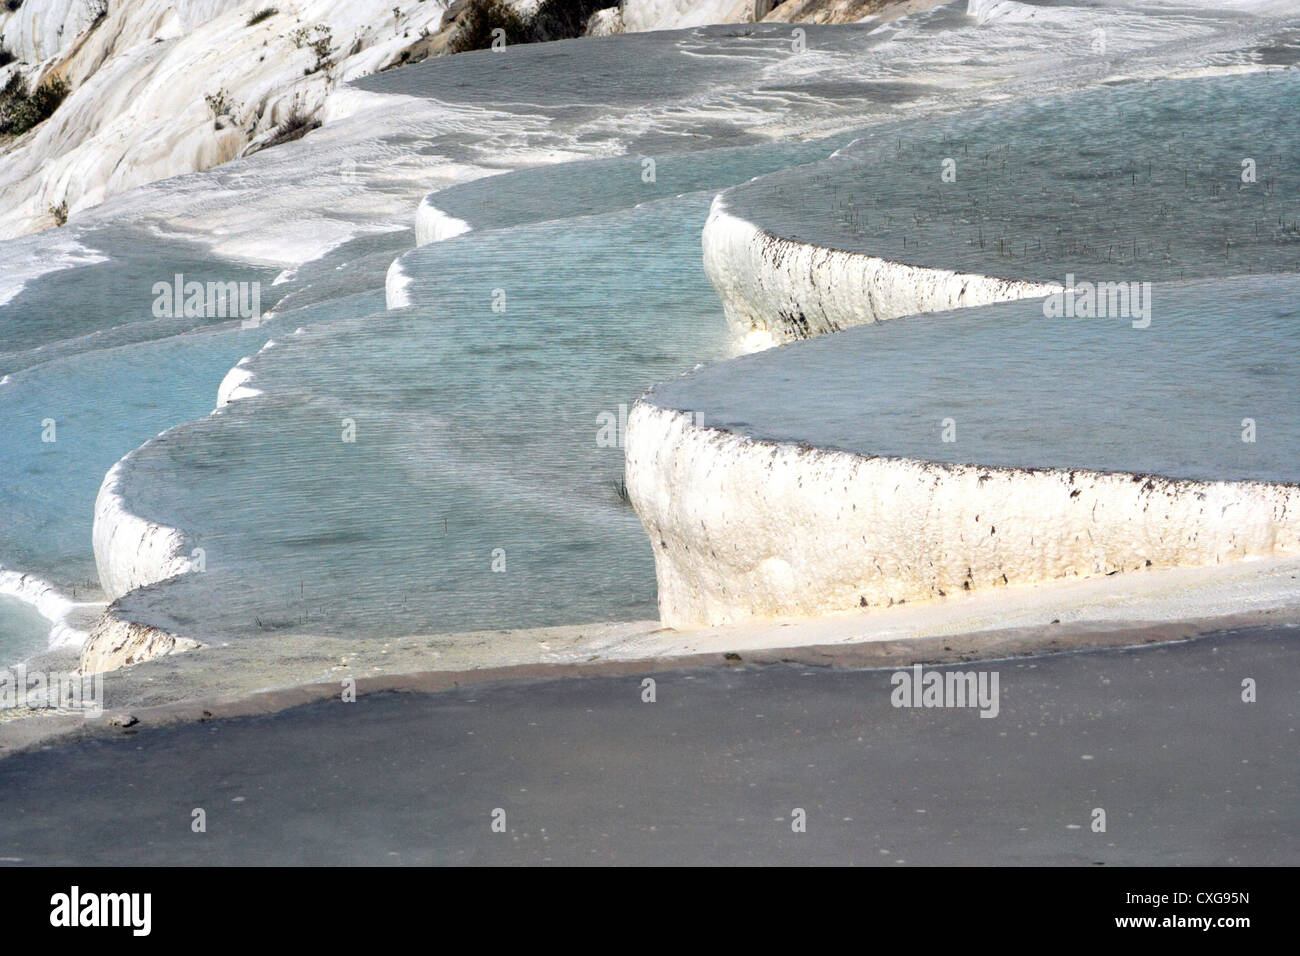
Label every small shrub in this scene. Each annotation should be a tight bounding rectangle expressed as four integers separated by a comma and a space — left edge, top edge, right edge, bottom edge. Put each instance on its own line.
5, 1, 23, 12
259, 108, 320, 151
26, 76, 70, 127
50, 200, 68, 226
529, 0, 609, 42
246, 7, 277, 27
449, 0, 616, 55
449, 0, 531, 54
291, 24, 334, 73
204, 88, 232, 117
0, 45, 14, 68
0, 75, 70, 135
612, 477, 632, 508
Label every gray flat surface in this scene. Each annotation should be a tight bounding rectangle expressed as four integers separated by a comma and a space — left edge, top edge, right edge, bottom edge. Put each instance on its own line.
721, 71, 1300, 285
0, 628, 1295, 865
650, 274, 1300, 484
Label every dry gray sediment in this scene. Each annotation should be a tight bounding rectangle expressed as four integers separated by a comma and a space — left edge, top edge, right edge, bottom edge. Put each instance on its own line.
5, 553, 1299, 757
0, 625, 1294, 864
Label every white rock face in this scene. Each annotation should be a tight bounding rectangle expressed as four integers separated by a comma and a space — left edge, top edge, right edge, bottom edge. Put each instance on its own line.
42, 0, 1300, 674
702, 197, 1062, 345
965, 0, 1081, 25
414, 195, 473, 246
1, 0, 113, 65
967, 0, 1299, 22
215, 357, 261, 407
384, 256, 412, 308
0, 0, 449, 238
81, 613, 201, 674
85, 342, 285, 671
625, 402, 1300, 628
585, 7, 625, 36
96, 346, 273, 618
509, 0, 545, 17
0, 565, 94, 649
88, 447, 201, 666
92, 455, 191, 603
620, 0, 750, 32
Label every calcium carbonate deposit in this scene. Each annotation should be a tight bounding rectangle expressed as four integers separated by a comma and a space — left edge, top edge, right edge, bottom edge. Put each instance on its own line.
635, 68, 1300, 627
3, 1, 1299, 668
706, 71, 1300, 344
628, 274, 1300, 626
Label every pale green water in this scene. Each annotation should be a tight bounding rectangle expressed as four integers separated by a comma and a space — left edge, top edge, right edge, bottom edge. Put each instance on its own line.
108, 195, 756, 640
3, 69, 1298, 659
724, 72, 1300, 287
0, 596, 48, 664
0, 135, 852, 653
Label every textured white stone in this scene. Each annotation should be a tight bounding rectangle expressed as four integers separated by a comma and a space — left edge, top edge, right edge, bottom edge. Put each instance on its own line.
215, 359, 261, 407
584, 7, 625, 36
625, 402, 1300, 628
0, 565, 94, 650
81, 613, 201, 675
620, 0, 750, 33
0, 0, 449, 237
701, 196, 1062, 346
92, 455, 191, 603
414, 195, 472, 247
1, 0, 121, 66
385, 256, 412, 308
